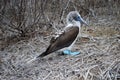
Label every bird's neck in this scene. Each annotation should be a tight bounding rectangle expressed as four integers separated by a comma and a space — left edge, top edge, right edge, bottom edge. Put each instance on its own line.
67, 22, 81, 28
74, 21, 81, 27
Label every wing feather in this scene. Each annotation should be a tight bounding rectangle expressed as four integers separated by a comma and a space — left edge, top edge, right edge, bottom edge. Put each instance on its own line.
37, 26, 79, 57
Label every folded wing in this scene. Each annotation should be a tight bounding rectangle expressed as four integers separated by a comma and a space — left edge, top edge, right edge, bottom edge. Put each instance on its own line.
37, 26, 79, 57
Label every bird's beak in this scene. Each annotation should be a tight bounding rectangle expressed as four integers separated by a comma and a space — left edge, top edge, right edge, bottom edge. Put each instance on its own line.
79, 17, 89, 26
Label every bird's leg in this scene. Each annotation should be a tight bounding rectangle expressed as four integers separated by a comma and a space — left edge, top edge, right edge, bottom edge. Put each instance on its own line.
63, 50, 80, 55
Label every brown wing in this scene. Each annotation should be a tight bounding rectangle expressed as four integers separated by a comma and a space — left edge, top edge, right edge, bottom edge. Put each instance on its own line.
37, 26, 79, 57
52, 27, 79, 50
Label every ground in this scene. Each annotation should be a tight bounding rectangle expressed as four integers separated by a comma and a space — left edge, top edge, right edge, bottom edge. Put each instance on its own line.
0, 16, 120, 80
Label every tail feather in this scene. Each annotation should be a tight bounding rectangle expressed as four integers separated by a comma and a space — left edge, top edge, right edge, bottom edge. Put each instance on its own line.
36, 45, 51, 58
36, 51, 49, 58
37, 44, 57, 58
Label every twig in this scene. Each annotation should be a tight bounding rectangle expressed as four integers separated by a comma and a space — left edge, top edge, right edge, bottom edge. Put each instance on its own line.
43, 71, 52, 80
60, 0, 71, 21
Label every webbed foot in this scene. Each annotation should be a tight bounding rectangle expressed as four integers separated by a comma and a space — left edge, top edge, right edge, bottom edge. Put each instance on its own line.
63, 50, 80, 55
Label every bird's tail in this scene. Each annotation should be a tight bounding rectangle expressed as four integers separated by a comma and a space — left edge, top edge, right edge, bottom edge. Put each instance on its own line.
36, 45, 52, 58
36, 51, 49, 58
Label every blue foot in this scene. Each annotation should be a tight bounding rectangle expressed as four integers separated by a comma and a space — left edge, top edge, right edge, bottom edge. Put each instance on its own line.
63, 50, 80, 55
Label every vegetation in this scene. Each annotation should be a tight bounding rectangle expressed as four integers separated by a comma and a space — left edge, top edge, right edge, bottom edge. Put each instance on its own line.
0, 0, 120, 80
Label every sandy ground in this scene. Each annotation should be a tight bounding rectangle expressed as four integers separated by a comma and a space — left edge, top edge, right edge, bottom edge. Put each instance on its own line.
0, 16, 120, 80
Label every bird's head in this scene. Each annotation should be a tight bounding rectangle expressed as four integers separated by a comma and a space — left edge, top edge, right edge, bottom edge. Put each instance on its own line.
67, 11, 88, 27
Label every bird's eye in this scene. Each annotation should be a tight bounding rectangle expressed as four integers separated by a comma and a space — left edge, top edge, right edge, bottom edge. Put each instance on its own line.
74, 16, 80, 21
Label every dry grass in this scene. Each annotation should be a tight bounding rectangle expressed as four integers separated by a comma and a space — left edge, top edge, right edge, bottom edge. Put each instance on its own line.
0, 16, 120, 80
0, 33, 120, 80
0, 0, 120, 80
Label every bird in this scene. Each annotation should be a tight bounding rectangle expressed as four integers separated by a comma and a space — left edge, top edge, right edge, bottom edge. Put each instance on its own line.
37, 11, 88, 58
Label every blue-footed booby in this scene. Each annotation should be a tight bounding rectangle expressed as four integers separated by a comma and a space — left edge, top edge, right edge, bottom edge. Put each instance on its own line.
37, 11, 88, 57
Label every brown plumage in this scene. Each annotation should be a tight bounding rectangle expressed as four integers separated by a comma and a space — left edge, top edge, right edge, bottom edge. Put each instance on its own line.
37, 27, 79, 57
37, 11, 88, 58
